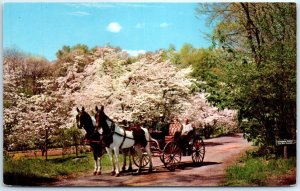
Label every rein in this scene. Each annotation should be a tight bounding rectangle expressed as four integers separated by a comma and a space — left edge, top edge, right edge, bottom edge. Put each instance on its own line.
82, 139, 102, 143
113, 131, 135, 140
119, 130, 126, 149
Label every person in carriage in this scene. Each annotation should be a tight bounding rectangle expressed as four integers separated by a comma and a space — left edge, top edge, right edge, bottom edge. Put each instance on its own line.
151, 114, 170, 148
178, 118, 194, 156
169, 116, 183, 137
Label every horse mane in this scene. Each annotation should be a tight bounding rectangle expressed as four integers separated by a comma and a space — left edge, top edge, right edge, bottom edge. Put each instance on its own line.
82, 111, 95, 135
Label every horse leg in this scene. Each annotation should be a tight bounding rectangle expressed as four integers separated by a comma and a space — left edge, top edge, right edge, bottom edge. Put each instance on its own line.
134, 145, 143, 174
121, 149, 126, 172
127, 148, 133, 172
106, 148, 115, 176
93, 160, 97, 175
114, 147, 121, 177
96, 157, 101, 175
96, 144, 102, 175
145, 144, 153, 172
92, 146, 98, 175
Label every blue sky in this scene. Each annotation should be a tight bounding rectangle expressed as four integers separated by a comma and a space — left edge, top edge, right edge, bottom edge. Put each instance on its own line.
3, 3, 212, 61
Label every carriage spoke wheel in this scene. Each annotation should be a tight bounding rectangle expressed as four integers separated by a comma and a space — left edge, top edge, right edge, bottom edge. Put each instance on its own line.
192, 136, 205, 165
132, 150, 150, 168
162, 141, 181, 171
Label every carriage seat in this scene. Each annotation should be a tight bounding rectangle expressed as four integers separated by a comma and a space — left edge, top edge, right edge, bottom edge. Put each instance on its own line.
165, 135, 173, 143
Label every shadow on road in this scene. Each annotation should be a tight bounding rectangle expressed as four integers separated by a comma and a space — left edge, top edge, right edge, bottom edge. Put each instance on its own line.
204, 141, 234, 147
117, 161, 221, 176
177, 161, 221, 170
204, 142, 224, 146
4, 172, 58, 186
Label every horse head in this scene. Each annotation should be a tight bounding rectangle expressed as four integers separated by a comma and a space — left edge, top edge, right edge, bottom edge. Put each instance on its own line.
95, 106, 112, 134
76, 107, 94, 136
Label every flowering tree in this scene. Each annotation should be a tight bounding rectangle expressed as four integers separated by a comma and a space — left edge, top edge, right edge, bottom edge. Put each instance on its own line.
3, 46, 238, 153
3, 49, 74, 153
57, 47, 193, 124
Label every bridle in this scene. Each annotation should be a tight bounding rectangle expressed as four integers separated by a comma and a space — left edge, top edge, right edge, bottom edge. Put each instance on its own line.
76, 110, 101, 143
76, 113, 82, 129
95, 111, 135, 148
95, 111, 115, 136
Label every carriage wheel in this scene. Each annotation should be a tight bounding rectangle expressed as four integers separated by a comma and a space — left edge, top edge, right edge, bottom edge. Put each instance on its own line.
132, 150, 150, 168
192, 136, 205, 165
162, 141, 181, 171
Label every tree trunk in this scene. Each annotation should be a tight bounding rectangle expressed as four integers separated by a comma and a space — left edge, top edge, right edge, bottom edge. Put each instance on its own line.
74, 135, 78, 157
45, 128, 49, 160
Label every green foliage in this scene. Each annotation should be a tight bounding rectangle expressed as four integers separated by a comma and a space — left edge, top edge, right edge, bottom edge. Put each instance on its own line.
225, 153, 296, 186
3, 153, 126, 185
51, 126, 83, 157
195, 3, 296, 150
54, 44, 92, 76
161, 44, 177, 62
4, 154, 92, 185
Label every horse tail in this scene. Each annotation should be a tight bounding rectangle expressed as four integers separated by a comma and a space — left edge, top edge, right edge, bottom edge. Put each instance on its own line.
149, 135, 162, 152
141, 127, 160, 151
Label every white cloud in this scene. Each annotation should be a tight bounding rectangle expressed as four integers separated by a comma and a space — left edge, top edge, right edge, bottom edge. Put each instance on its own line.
66, 3, 116, 9
67, 11, 90, 16
106, 22, 122, 33
160, 22, 172, 28
66, 3, 160, 9
123, 49, 146, 57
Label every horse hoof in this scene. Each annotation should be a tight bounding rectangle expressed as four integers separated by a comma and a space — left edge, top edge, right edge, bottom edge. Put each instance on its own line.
121, 167, 126, 172
93, 171, 97, 176
115, 173, 120, 177
110, 171, 115, 176
97, 171, 101, 175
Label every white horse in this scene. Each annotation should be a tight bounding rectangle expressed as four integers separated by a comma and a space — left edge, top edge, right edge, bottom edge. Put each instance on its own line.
95, 106, 154, 177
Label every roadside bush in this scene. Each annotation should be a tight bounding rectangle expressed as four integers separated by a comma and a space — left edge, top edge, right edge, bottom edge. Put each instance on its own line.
225, 151, 296, 186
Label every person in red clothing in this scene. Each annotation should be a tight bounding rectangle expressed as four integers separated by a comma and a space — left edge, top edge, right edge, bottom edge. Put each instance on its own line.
169, 116, 182, 136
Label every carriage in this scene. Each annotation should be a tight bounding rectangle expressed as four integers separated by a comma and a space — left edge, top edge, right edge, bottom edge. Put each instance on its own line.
77, 106, 205, 176
132, 129, 205, 171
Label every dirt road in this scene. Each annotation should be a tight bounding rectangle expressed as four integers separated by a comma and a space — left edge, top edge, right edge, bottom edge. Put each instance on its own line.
48, 133, 252, 186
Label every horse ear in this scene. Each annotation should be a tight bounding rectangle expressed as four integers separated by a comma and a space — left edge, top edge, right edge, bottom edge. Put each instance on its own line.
82, 107, 85, 112
76, 107, 80, 113
95, 106, 98, 112
100, 105, 104, 111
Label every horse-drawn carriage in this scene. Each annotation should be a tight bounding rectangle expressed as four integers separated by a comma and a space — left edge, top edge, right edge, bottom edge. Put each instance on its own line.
77, 106, 205, 176
132, 129, 205, 171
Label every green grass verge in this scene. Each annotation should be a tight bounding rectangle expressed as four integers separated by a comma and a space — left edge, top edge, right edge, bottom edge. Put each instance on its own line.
224, 153, 296, 186
3, 153, 124, 186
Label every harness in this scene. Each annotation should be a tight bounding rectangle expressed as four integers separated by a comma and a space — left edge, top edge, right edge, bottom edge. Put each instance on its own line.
82, 129, 102, 144
82, 139, 102, 143
119, 130, 126, 149
104, 120, 138, 149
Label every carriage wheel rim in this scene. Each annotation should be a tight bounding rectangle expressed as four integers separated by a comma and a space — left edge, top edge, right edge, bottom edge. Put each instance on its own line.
133, 152, 150, 168
162, 142, 181, 170
192, 138, 205, 164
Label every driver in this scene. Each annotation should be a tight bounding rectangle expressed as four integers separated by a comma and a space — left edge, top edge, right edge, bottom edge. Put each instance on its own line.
179, 118, 194, 156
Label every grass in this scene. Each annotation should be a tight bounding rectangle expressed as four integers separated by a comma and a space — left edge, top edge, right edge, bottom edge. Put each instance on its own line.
224, 152, 296, 186
3, 153, 124, 186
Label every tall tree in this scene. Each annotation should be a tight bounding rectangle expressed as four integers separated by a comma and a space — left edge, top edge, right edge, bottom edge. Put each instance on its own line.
196, 3, 296, 148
